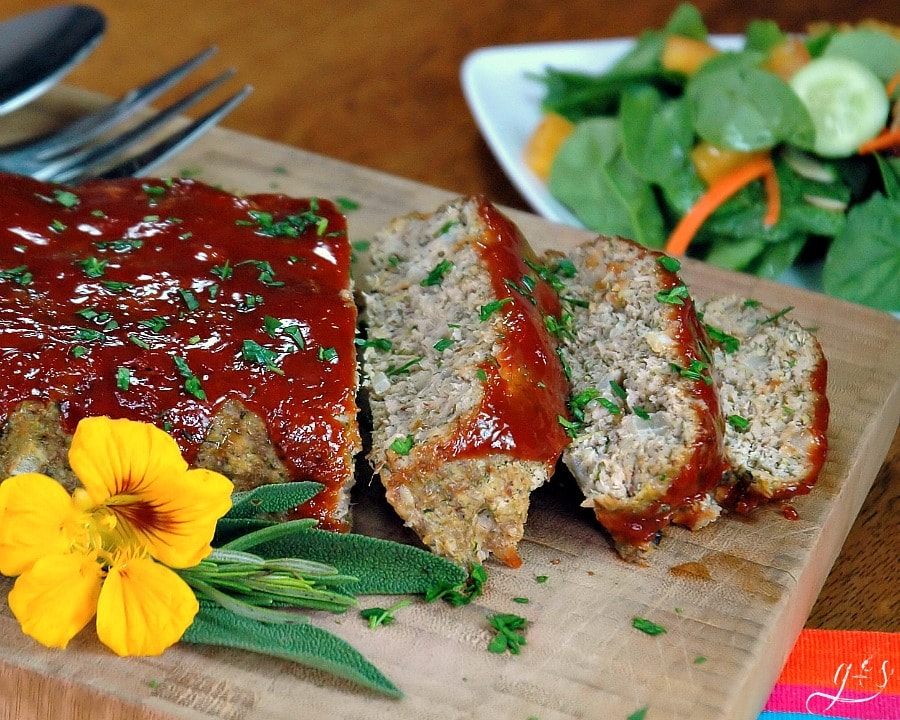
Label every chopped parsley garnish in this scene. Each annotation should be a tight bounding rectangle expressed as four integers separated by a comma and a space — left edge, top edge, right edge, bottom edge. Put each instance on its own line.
76, 257, 109, 278
52, 190, 80, 208
669, 359, 713, 386
73, 328, 107, 343
760, 306, 794, 325
386, 357, 421, 376
426, 564, 487, 606
50, 219, 67, 233
544, 311, 575, 341
0, 265, 33, 286
420, 259, 454, 287
727, 414, 750, 431
355, 337, 392, 351
389, 435, 414, 456
100, 280, 134, 293
75, 307, 114, 326
116, 367, 132, 391
359, 599, 411, 629
609, 380, 627, 400
633, 406, 650, 420
140, 316, 169, 333
437, 220, 461, 235
242, 339, 284, 374
631, 617, 666, 635
598, 397, 621, 415
239, 208, 329, 237
129, 335, 150, 349
505, 275, 538, 304
336, 197, 360, 212
476, 368, 488, 382
627, 707, 650, 720
211, 260, 233, 280
317, 346, 338, 363
655, 284, 690, 305
237, 259, 285, 287
743, 298, 761, 308
487, 613, 528, 655
433, 337, 454, 352
237, 293, 264, 312
705, 323, 740, 353
94, 238, 144, 253
71, 345, 89, 358
657, 255, 681, 273
173, 356, 206, 400
535, 575, 548, 583
142, 183, 166, 198
479, 297, 513, 321
178, 288, 200, 312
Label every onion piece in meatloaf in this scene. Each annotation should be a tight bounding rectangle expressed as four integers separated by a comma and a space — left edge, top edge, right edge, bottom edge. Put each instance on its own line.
698, 296, 829, 511
0, 172, 360, 530
362, 195, 570, 568
546, 236, 727, 562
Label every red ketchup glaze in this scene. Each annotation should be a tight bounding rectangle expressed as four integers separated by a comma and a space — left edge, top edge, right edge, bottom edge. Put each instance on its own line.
0, 173, 357, 529
593, 255, 727, 550
446, 198, 570, 470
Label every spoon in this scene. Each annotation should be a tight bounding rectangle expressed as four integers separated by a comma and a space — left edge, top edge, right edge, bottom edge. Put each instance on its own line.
0, 4, 106, 115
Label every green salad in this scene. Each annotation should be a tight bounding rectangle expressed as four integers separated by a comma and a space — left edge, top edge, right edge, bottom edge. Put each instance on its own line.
529, 3, 900, 312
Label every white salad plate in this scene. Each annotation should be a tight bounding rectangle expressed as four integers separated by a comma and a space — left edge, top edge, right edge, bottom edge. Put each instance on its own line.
460, 35, 835, 297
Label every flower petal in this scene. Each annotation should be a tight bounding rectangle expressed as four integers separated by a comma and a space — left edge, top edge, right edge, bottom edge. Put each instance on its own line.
69, 417, 232, 568
8, 553, 103, 649
0, 474, 82, 576
69, 416, 188, 503
96, 556, 199, 656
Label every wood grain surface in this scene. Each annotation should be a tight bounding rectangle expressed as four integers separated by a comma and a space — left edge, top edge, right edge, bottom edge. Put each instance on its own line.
0, 120, 897, 720
2, 0, 897, 650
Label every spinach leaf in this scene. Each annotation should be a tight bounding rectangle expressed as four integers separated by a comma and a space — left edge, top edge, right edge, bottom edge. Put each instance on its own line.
822, 194, 900, 312
745, 236, 807, 279
621, 88, 693, 183
549, 117, 665, 248
687, 53, 815, 151
703, 237, 766, 271
744, 20, 786, 54
876, 155, 900, 200
663, 2, 708, 39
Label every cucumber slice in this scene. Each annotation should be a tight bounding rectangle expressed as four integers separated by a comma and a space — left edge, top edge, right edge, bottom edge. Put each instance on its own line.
789, 56, 889, 158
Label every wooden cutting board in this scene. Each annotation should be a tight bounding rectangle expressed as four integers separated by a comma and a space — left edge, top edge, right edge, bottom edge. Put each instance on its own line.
0, 88, 898, 720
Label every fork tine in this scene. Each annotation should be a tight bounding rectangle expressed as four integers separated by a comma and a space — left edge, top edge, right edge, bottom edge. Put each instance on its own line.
10, 46, 218, 161
75, 85, 252, 183
41, 70, 238, 184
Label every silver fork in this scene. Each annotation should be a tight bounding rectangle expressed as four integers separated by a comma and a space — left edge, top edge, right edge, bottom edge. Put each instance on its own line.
0, 47, 251, 184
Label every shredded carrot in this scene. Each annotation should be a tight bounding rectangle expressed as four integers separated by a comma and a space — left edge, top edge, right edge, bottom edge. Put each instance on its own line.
858, 127, 900, 155
886, 71, 900, 97
762, 162, 781, 227
664, 156, 776, 256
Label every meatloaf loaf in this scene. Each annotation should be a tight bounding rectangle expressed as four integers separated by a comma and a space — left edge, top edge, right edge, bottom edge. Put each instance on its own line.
0, 172, 360, 529
698, 295, 829, 511
361, 195, 570, 567
546, 236, 727, 561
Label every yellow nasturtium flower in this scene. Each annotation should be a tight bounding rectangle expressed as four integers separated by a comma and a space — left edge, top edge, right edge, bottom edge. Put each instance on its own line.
0, 416, 233, 656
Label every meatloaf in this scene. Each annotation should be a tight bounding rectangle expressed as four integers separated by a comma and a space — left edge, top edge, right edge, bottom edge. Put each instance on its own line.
361, 195, 570, 567
0, 172, 360, 529
698, 296, 829, 511
546, 236, 726, 561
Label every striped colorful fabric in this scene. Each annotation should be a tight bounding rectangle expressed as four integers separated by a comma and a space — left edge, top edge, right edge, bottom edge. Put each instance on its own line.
759, 629, 900, 720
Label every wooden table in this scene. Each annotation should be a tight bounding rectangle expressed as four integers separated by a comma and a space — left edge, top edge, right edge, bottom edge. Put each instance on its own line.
4, 0, 898, 637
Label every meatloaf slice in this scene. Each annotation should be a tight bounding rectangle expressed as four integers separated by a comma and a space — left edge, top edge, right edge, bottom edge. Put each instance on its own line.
698, 296, 829, 511
546, 236, 726, 562
0, 172, 360, 529
362, 195, 570, 568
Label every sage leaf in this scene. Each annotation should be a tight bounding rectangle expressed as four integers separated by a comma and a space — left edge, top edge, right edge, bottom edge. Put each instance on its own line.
183, 604, 402, 698
227, 481, 325, 519
232, 526, 467, 596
